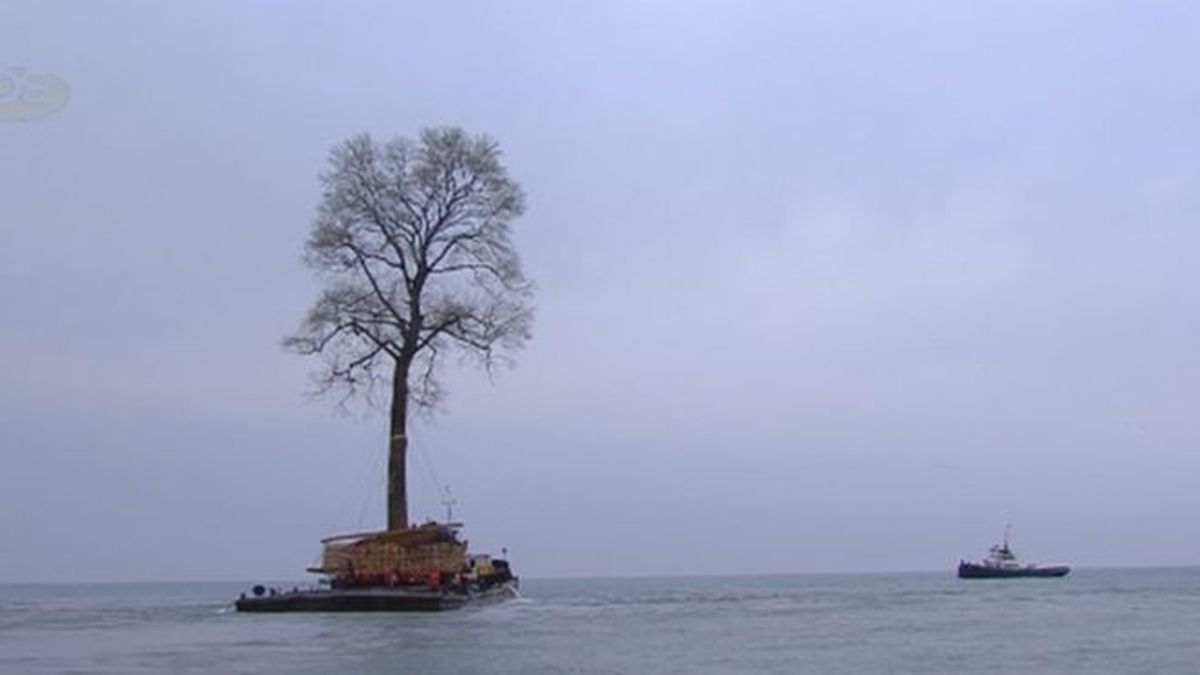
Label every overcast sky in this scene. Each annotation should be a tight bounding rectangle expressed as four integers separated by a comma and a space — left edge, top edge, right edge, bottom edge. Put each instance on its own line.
3, 0, 1199, 582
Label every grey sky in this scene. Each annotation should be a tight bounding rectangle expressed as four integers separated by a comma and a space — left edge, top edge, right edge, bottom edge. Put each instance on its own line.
3, 0, 1199, 581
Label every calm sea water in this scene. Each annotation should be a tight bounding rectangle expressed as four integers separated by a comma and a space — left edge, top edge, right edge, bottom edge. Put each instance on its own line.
2, 568, 1198, 674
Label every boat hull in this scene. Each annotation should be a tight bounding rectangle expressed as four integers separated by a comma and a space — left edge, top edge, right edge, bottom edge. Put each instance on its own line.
957, 563, 1070, 579
235, 580, 518, 612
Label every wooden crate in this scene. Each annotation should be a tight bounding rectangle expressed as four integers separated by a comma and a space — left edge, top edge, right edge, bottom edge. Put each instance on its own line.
316, 523, 467, 580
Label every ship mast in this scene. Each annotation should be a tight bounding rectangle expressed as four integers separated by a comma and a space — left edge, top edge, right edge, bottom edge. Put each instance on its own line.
441, 486, 457, 523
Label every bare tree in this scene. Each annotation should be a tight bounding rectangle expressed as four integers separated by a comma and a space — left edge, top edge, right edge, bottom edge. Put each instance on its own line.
284, 127, 533, 531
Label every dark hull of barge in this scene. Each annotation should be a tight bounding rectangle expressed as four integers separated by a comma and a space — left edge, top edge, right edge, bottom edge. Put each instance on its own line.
235, 580, 518, 613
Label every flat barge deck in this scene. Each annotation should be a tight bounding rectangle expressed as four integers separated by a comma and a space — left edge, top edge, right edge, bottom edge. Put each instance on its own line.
235, 580, 518, 612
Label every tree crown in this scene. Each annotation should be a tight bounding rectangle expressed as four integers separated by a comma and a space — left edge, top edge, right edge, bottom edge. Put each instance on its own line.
285, 126, 533, 410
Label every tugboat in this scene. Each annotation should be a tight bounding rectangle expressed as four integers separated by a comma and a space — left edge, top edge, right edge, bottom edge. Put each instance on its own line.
236, 522, 518, 612
957, 525, 1070, 579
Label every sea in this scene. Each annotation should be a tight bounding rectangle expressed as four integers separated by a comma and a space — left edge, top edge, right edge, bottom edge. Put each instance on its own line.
2, 568, 1198, 674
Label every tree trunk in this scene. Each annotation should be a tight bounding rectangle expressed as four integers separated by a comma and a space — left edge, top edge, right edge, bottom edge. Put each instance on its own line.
387, 359, 410, 531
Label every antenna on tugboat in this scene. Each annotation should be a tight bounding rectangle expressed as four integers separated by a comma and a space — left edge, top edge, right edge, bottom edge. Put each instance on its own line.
1003, 522, 1012, 550
441, 486, 457, 523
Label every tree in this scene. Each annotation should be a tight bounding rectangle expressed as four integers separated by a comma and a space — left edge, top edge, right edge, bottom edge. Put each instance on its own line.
284, 127, 533, 531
